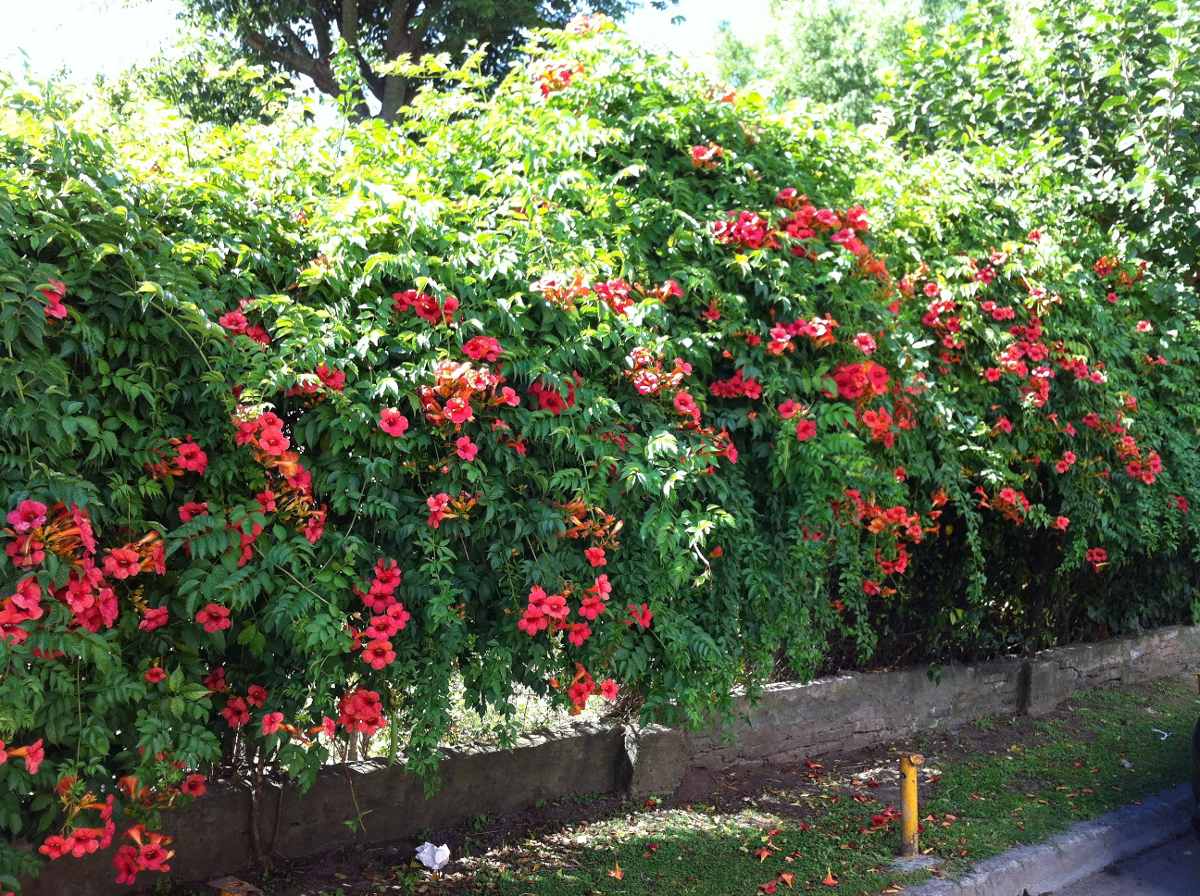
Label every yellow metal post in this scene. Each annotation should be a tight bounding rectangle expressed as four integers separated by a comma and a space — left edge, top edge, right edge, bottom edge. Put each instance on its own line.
900, 753, 925, 858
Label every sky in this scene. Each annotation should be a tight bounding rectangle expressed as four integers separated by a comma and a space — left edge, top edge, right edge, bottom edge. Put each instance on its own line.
2, 0, 186, 80
0, 0, 776, 82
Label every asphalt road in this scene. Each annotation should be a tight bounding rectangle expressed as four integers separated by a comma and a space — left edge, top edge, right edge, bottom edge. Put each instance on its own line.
1053, 834, 1200, 895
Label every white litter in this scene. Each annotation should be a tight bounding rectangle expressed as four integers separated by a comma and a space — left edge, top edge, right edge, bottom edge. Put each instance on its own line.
416, 841, 451, 871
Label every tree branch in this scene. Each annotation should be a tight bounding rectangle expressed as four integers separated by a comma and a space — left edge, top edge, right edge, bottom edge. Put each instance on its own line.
374, 0, 428, 119
405, 0, 445, 48
383, 0, 417, 58
356, 50, 386, 101
309, 1, 333, 62
341, 0, 359, 48
278, 24, 313, 59
244, 31, 339, 97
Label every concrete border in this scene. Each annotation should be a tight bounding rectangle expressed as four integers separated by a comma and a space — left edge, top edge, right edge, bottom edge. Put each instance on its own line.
905, 784, 1193, 896
21, 624, 1200, 895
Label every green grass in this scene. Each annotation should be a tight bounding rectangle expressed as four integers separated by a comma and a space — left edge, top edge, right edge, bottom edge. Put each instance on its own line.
387, 676, 1197, 896
917, 681, 1195, 868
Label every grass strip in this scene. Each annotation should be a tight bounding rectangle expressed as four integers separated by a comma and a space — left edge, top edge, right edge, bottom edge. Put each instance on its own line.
413, 677, 1197, 895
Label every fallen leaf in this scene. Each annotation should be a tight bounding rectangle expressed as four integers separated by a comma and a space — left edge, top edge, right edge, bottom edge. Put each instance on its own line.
759, 882, 778, 894
822, 868, 839, 886
756, 846, 773, 862
608, 862, 623, 881
779, 871, 796, 888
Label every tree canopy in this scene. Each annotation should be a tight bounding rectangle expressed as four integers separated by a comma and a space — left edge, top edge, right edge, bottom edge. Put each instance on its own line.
887, 0, 1200, 295
181, 0, 670, 118
108, 32, 287, 127
714, 0, 956, 123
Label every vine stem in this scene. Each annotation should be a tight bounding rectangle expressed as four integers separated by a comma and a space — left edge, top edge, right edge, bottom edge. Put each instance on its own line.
341, 750, 369, 834
247, 759, 264, 864
148, 297, 215, 373
75, 659, 83, 767
4, 340, 34, 467
274, 558, 337, 611
316, 486, 367, 575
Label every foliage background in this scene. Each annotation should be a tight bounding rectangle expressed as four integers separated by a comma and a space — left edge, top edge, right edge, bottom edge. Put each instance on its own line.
715, 0, 956, 124
2, 3, 1199, 890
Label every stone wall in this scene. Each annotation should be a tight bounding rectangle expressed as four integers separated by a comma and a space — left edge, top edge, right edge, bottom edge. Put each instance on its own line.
23, 624, 1200, 895
1025, 624, 1200, 715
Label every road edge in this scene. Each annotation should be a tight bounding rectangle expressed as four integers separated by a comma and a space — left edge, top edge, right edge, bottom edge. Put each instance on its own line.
904, 783, 1192, 896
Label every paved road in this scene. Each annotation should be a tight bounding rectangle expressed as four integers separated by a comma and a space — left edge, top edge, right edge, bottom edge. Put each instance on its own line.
1053, 835, 1200, 895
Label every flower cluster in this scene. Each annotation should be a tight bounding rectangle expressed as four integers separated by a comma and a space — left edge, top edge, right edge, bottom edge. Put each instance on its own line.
536, 62, 582, 97
528, 376, 578, 415
337, 688, 387, 736
352, 559, 410, 670
838, 489, 935, 597
37, 278, 68, 320
234, 411, 326, 543
710, 369, 763, 400
831, 362, 890, 402
532, 271, 592, 309
393, 289, 459, 326
712, 194, 873, 263
690, 143, 723, 170
418, 360, 519, 430
767, 315, 839, 354
625, 348, 692, 396
145, 437, 209, 479
217, 300, 272, 345
2, 503, 168, 639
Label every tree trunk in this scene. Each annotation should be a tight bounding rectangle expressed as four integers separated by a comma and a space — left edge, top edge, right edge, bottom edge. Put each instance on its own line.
379, 74, 413, 121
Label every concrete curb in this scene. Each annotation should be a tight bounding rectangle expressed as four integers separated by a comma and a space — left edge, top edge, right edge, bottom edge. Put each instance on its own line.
21, 625, 1200, 895
905, 783, 1193, 896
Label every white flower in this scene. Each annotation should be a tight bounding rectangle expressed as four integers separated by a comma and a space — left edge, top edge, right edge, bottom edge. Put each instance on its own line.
416, 841, 451, 871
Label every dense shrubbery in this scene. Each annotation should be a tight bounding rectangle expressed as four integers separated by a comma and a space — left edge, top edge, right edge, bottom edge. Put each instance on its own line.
889, 0, 1199, 291
106, 33, 287, 127
715, 0, 956, 123
2, 14, 1199, 892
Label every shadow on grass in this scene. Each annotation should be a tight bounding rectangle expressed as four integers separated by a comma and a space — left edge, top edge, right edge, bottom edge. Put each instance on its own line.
246, 677, 1195, 896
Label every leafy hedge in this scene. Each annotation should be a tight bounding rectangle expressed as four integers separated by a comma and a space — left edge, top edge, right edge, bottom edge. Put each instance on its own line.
2, 15, 1199, 891
888, 0, 1200, 293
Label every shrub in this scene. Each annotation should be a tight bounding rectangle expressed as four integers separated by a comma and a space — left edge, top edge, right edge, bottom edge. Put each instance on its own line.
107, 32, 287, 127
887, 0, 1200, 294
714, 0, 957, 123
1, 15, 1198, 891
